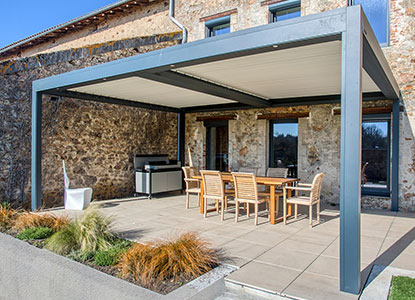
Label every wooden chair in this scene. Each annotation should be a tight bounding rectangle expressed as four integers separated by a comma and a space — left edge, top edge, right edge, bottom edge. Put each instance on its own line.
239, 168, 257, 175
200, 170, 227, 221
232, 172, 270, 225
267, 168, 288, 178
283, 173, 325, 227
182, 166, 201, 209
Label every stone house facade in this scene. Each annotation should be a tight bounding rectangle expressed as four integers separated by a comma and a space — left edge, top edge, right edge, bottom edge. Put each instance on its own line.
0, 0, 414, 211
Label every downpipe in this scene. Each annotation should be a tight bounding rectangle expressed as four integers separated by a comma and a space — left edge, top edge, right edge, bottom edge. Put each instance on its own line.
169, 0, 187, 43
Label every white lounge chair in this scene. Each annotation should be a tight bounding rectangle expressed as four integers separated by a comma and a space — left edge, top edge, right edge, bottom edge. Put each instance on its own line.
63, 160, 93, 210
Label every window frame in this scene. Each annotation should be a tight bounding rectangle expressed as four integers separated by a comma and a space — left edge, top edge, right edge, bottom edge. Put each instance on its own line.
205, 16, 231, 38
268, 0, 301, 24
350, 0, 390, 47
361, 114, 391, 197
269, 119, 299, 178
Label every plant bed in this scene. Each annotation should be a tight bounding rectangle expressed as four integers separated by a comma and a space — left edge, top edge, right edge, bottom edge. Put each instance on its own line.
0, 203, 235, 299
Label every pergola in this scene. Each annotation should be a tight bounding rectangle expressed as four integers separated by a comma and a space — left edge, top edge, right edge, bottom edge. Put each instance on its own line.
31, 6, 400, 294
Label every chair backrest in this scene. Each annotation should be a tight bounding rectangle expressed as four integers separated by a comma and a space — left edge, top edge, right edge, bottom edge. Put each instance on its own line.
201, 170, 224, 198
267, 167, 288, 178
310, 173, 325, 203
239, 168, 257, 175
62, 160, 70, 189
182, 166, 199, 189
232, 172, 258, 201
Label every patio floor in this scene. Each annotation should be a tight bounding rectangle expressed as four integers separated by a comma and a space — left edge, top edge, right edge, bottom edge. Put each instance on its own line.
48, 193, 415, 300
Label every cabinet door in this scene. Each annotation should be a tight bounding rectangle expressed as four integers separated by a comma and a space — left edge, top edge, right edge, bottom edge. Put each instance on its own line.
167, 171, 182, 191
151, 173, 167, 193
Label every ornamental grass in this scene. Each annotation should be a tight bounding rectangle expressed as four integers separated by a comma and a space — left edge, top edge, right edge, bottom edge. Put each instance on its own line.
0, 202, 18, 231
13, 212, 70, 232
46, 207, 115, 256
118, 232, 220, 288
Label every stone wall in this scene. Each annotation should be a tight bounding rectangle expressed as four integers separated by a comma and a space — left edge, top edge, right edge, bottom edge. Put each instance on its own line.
383, 0, 415, 212
0, 34, 180, 208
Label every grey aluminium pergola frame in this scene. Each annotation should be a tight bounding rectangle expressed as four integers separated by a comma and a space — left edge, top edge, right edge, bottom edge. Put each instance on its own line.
31, 5, 400, 294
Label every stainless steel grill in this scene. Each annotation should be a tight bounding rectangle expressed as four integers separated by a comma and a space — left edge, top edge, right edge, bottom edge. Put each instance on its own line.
134, 154, 182, 199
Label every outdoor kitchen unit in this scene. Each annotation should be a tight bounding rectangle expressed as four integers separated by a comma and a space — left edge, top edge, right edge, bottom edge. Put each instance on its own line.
134, 154, 182, 199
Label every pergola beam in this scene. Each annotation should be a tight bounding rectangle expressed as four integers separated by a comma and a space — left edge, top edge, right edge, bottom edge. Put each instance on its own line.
138, 71, 270, 108
361, 15, 400, 100
44, 89, 182, 113
32, 8, 347, 92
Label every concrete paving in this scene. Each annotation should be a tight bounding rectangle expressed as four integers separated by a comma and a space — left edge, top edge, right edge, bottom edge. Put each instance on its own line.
46, 193, 415, 300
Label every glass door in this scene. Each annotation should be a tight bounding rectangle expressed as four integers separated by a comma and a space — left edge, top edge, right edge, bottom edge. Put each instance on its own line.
205, 121, 229, 171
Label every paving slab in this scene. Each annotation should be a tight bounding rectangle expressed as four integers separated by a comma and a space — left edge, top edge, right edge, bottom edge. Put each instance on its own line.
360, 265, 415, 300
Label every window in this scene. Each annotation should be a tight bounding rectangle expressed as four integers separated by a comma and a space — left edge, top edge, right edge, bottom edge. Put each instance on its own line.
269, 0, 301, 23
361, 115, 391, 195
205, 120, 229, 171
269, 120, 298, 178
206, 16, 231, 37
352, 0, 389, 45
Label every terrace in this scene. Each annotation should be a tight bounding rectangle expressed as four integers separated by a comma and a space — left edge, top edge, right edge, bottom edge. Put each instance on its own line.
31, 4, 405, 297
47, 194, 415, 300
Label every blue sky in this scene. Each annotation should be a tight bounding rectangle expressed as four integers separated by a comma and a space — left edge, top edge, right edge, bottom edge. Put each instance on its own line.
0, 0, 117, 48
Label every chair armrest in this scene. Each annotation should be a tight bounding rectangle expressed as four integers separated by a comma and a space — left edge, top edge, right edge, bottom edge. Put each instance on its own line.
298, 183, 312, 187
185, 178, 200, 182
284, 186, 312, 192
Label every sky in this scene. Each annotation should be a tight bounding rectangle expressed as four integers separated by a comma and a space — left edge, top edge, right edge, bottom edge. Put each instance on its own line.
0, 0, 118, 49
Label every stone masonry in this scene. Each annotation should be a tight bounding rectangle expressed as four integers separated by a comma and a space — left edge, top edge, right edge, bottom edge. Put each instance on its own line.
0, 34, 180, 208
1, 0, 414, 211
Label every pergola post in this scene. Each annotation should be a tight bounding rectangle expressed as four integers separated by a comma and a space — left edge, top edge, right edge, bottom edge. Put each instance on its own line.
340, 6, 363, 294
391, 97, 400, 211
31, 90, 43, 211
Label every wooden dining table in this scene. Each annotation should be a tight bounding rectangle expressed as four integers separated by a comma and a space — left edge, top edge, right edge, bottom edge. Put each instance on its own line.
192, 173, 299, 225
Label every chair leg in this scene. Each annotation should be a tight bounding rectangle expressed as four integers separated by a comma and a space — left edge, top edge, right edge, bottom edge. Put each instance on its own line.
186, 192, 190, 209
283, 200, 287, 225
309, 205, 313, 227
317, 201, 320, 224
254, 203, 259, 226
225, 196, 228, 210
204, 197, 207, 218
216, 199, 219, 213
235, 201, 239, 223
221, 198, 225, 221
247, 203, 250, 218
295, 204, 298, 219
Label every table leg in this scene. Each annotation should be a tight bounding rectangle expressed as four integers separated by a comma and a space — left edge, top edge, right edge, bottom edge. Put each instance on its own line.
200, 180, 204, 214
287, 183, 292, 215
270, 185, 276, 225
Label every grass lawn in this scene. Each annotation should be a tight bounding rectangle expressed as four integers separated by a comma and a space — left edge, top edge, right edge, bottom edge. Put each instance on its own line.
389, 276, 415, 300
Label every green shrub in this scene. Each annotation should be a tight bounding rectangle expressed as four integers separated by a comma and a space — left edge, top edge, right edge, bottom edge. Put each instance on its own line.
67, 249, 94, 262
46, 207, 115, 256
94, 239, 133, 266
17, 227, 53, 240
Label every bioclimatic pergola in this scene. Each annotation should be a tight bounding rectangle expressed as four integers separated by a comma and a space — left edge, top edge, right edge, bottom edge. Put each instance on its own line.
31, 6, 400, 294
